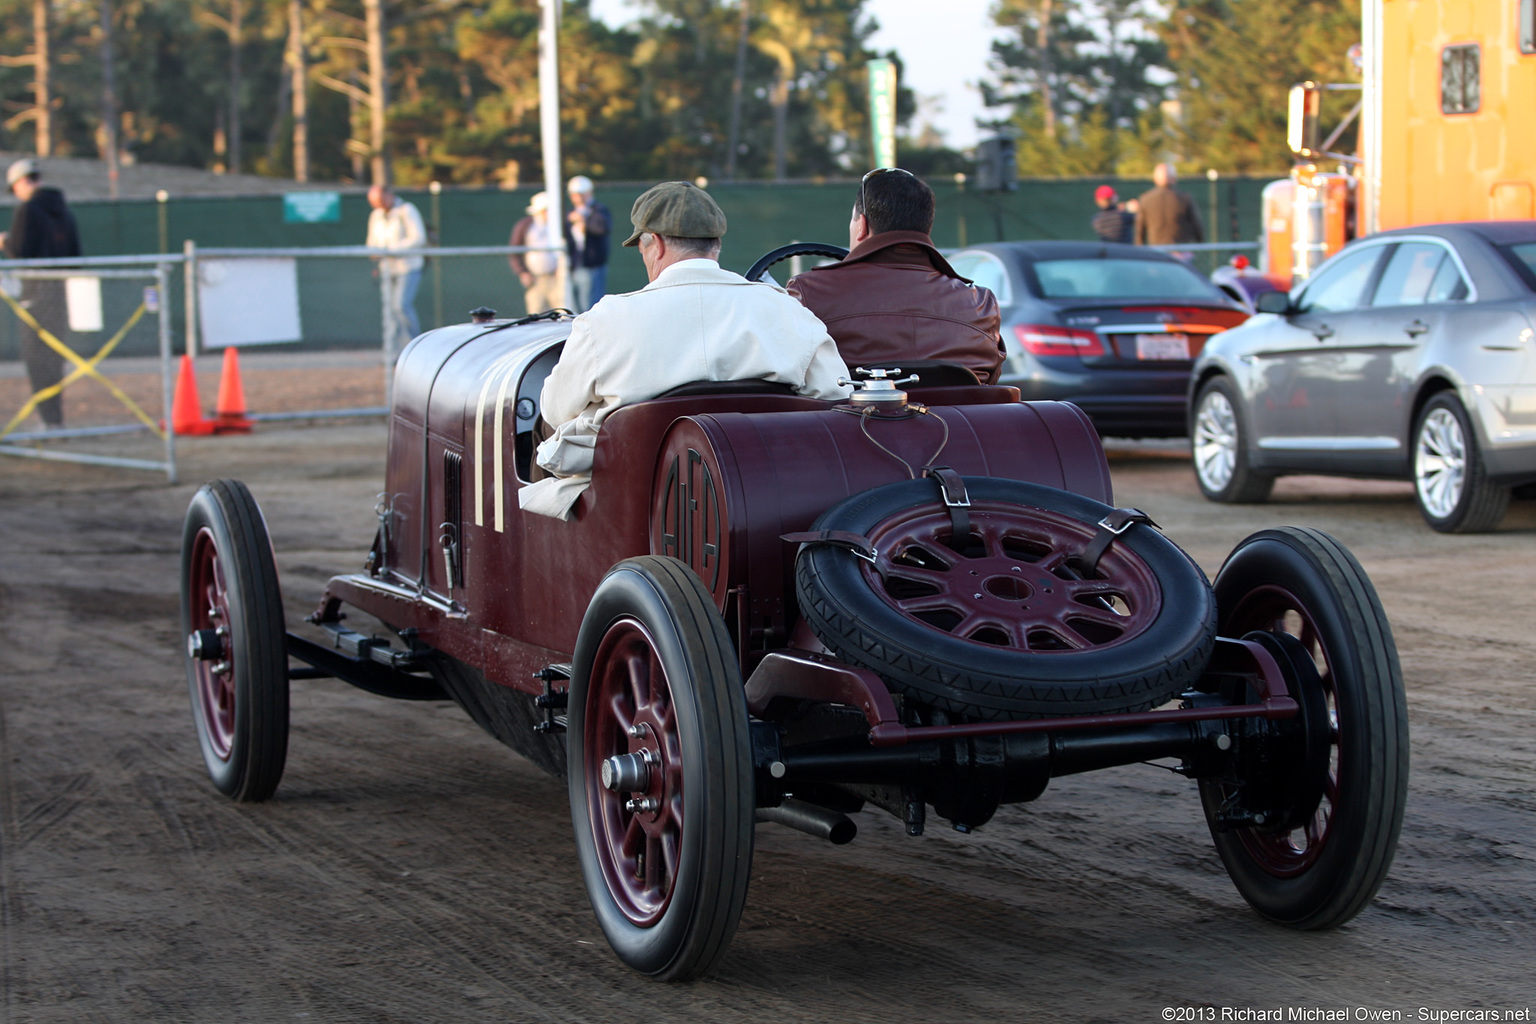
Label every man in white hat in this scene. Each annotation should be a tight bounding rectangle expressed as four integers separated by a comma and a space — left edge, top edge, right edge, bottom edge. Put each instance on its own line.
3, 158, 82, 429
563, 175, 611, 312
509, 191, 562, 314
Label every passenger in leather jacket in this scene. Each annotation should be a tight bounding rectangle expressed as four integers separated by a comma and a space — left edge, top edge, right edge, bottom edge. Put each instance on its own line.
787, 168, 1004, 385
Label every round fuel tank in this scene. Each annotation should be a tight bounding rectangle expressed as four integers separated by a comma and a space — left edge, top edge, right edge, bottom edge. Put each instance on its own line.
649, 400, 1111, 627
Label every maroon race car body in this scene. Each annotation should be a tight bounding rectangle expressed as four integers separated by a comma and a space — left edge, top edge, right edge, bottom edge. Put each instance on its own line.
180, 280, 1410, 982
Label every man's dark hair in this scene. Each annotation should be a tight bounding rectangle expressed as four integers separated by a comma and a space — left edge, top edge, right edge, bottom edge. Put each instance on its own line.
855, 170, 935, 235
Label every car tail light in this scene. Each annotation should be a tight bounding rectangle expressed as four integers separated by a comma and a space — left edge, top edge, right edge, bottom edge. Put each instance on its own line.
1013, 323, 1106, 357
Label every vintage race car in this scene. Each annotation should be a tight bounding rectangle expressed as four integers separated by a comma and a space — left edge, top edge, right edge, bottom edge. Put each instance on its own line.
179, 245, 1409, 981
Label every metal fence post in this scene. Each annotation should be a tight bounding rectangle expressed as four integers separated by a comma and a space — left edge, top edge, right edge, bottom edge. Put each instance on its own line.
379, 265, 395, 404
157, 261, 179, 483
183, 239, 199, 358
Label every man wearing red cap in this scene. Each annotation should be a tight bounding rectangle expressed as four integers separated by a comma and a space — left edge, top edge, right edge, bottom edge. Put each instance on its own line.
1091, 185, 1134, 244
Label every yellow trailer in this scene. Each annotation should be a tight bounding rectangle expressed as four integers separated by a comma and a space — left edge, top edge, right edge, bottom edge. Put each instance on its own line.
1365, 0, 1536, 231
1267, 0, 1535, 284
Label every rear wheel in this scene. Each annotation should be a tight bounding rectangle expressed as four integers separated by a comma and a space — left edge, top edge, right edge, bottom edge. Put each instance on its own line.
796, 478, 1216, 720
180, 480, 289, 802
1201, 527, 1408, 929
1192, 376, 1274, 503
1413, 392, 1509, 533
567, 556, 753, 980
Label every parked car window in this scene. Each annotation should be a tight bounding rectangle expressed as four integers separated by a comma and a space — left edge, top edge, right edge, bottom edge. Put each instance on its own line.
1373, 243, 1451, 307
1500, 242, 1536, 290
949, 252, 1013, 305
1296, 246, 1384, 313
1425, 255, 1470, 303
1030, 258, 1221, 301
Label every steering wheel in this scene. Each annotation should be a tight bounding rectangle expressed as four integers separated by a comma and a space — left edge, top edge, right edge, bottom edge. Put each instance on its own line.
745, 242, 849, 283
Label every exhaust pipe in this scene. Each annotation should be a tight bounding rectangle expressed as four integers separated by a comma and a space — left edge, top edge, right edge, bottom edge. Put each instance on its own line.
756, 798, 857, 845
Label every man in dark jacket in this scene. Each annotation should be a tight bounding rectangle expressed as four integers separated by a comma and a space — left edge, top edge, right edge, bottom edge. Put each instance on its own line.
1134, 163, 1204, 248
564, 175, 611, 312
1091, 185, 1135, 243
3, 158, 82, 429
787, 168, 1004, 385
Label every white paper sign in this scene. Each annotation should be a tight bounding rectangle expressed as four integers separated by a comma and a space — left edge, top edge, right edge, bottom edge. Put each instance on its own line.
66, 276, 104, 332
198, 257, 302, 348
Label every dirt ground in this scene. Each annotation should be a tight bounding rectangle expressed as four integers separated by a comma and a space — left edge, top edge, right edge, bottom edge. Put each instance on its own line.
0, 421, 1532, 1024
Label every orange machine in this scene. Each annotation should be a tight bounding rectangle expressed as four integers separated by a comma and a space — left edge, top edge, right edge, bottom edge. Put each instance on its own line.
1265, 0, 1536, 286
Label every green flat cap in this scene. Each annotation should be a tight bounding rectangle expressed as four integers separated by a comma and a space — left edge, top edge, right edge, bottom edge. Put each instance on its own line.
622, 181, 728, 246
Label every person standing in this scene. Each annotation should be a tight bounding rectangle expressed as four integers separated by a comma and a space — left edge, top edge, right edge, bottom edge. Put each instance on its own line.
3, 158, 82, 430
365, 185, 427, 345
786, 167, 1004, 385
1090, 184, 1135, 244
564, 175, 611, 312
510, 192, 562, 315
1134, 163, 1204, 248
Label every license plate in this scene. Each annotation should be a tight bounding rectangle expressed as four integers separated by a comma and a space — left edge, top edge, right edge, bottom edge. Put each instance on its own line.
1134, 333, 1190, 360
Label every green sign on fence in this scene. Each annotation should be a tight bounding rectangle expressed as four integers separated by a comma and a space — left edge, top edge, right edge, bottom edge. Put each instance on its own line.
283, 191, 342, 224
867, 59, 898, 170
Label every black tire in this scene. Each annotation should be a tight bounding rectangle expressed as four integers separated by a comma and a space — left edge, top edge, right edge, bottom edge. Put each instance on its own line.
567, 556, 754, 980
744, 242, 848, 282
1413, 392, 1510, 533
431, 656, 567, 778
1191, 376, 1274, 503
795, 478, 1217, 720
1202, 527, 1408, 929
180, 480, 290, 802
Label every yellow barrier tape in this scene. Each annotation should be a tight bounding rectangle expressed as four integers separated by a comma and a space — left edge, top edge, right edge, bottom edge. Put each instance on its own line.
0, 290, 163, 440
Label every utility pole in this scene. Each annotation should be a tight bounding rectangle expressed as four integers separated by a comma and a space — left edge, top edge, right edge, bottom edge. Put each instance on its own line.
724, 0, 749, 181
288, 0, 308, 181
32, 0, 51, 156
99, 0, 120, 198
364, 0, 387, 185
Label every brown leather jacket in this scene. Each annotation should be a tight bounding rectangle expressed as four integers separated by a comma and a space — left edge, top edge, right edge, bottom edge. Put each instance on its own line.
787, 231, 1005, 384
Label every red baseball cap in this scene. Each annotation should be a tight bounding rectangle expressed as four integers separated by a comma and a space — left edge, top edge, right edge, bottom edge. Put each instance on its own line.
1094, 185, 1117, 202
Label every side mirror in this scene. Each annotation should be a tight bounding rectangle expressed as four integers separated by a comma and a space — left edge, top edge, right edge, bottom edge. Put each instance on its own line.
1255, 290, 1294, 315
1287, 82, 1322, 156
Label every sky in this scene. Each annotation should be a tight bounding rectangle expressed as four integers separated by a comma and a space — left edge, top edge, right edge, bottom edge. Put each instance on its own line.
585, 0, 1008, 151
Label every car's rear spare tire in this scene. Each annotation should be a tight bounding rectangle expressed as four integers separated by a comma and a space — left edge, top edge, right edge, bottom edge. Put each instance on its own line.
795, 478, 1216, 720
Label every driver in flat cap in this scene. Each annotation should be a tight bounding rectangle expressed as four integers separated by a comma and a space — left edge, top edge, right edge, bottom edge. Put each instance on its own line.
522, 181, 850, 519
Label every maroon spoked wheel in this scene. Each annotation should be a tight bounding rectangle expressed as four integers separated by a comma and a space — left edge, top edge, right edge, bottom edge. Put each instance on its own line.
862, 501, 1162, 652
568, 556, 753, 981
584, 618, 685, 926
796, 477, 1216, 721
179, 480, 289, 802
186, 527, 239, 761
1204, 527, 1408, 930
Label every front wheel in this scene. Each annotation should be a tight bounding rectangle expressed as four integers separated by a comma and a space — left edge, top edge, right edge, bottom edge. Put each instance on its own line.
567, 556, 754, 980
180, 480, 290, 802
1192, 376, 1274, 503
1413, 392, 1509, 533
1201, 527, 1408, 930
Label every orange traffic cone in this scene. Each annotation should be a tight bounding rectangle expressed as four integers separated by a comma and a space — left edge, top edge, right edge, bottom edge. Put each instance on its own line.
212, 347, 254, 434
169, 354, 215, 436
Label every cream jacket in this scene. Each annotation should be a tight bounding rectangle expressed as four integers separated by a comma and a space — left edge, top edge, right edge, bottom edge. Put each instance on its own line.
520, 258, 850, 518
366, 200, 427, 275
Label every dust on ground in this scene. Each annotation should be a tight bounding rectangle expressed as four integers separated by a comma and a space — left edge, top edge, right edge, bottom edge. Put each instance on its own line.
1, 423, 1532, 1023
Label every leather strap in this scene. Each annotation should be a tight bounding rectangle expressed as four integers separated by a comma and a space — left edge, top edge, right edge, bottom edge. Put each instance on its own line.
923, 466, 971, 551
1075, 507, 1157, 576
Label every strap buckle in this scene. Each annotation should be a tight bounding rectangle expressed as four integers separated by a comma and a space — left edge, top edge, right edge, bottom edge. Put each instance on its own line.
782, 529, 879, 565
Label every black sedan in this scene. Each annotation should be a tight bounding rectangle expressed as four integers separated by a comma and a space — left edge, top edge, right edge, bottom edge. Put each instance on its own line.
946, 241, 1249, 438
